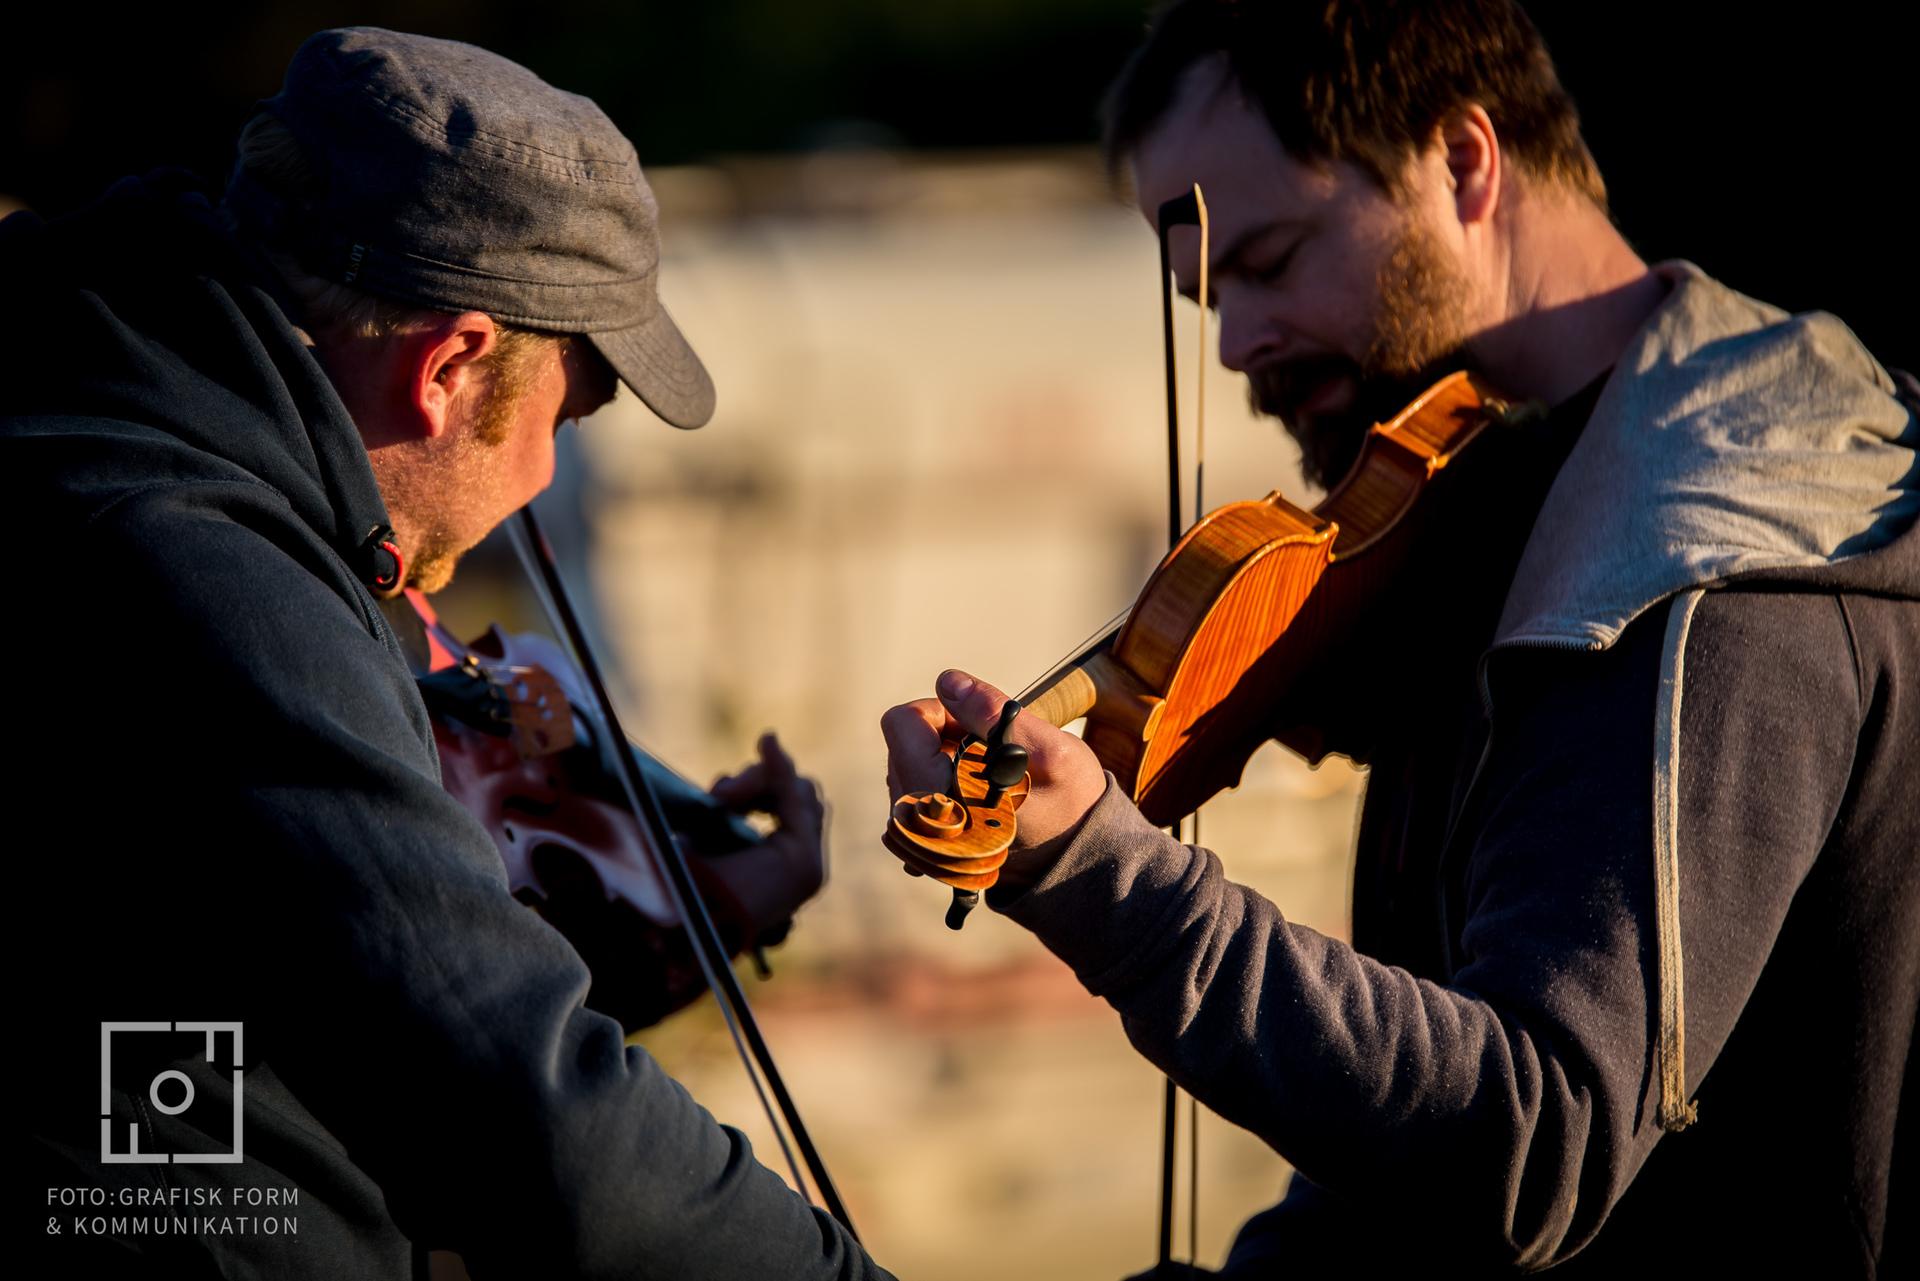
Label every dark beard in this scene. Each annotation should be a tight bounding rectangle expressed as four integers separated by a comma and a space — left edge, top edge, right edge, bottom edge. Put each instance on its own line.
1248, 218, 1475, 491
1246, 358, 1427, 492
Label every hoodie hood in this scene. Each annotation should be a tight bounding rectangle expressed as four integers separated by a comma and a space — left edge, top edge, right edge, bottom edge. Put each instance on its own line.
1494, 260, 1920, 650
0, 170, 391, 573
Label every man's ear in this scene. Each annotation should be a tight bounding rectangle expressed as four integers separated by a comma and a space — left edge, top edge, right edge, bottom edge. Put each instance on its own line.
403, 312, 498, 440
1440, 104, 1501, 230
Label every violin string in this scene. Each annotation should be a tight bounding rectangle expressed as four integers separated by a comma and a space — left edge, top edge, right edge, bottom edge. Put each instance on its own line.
1014, 608, 1128, 705
505, 510, 825, 1219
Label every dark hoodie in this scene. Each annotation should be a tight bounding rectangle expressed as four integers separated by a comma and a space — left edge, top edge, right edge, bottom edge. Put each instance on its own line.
992, 266, 1919, 1274
4, 173, 890, 1281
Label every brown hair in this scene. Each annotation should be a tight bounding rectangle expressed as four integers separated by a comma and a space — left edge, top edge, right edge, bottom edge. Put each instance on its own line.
230, 113, 562, 445
1103, 0, 1606, 209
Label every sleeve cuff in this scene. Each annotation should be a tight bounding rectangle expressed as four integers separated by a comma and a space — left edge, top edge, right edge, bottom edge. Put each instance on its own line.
986, 773, 1205, 993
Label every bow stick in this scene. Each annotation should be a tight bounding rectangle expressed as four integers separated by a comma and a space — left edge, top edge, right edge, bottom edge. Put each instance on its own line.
1153, 182, 1208, 1275
507, 504, 859, 1240
886, 181, 1218, 1267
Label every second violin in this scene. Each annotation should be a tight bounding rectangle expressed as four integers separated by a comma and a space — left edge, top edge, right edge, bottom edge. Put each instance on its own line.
888, 370, 1535, 924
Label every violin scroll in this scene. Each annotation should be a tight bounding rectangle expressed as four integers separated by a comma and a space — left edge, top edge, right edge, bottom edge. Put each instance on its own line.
888, 701, 1030, 929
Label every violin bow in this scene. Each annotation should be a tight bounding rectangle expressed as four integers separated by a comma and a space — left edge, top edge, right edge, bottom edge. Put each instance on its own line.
506, 504, 859, 1240
1154, 182, 1209, 1274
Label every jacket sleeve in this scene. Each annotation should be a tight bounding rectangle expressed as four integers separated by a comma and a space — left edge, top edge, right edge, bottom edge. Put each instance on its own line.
991, 589, 1860, 1268
89, 486, 888, 1280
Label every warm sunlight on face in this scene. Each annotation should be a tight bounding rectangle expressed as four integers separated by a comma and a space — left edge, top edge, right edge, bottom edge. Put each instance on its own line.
1131, 56, 1480, 489
402, 335, 619, 592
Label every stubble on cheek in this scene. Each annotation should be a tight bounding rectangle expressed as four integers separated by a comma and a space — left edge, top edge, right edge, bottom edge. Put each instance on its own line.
1254, 218, 1478, 491
405, 537, 460, 594
1362, 218, 1476, 382
401, 380, 538, 595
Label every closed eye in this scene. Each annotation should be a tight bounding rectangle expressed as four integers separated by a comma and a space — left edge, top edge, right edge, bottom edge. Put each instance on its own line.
1253, 243, 1300, 283
1176, 233, 1301, 308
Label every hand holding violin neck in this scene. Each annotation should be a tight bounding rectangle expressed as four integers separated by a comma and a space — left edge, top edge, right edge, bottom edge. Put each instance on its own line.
884, 671, 1112, 925
890, 714, 1027, 930
881, 371, 1517, 936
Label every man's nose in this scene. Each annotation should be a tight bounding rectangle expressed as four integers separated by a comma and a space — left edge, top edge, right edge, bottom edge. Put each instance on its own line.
1217, 299, 1281, 374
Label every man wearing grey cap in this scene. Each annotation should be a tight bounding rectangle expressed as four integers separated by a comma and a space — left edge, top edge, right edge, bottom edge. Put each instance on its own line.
6, 27, 891, 1281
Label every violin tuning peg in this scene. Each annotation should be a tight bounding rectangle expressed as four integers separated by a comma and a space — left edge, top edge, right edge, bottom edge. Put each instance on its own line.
981, 743, 1028, 806
986, 699, 1022, 750
980, 700, 1028, 806
983, 738, 1027, 781
946, 889, 980, 931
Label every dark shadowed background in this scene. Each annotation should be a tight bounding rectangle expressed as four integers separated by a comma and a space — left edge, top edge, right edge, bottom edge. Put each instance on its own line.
3, 1, 1911, 362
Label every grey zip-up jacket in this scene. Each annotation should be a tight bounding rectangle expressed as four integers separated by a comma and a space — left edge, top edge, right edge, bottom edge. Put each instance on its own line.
991, 263, 1918, 1275
6, 175, 890, 1281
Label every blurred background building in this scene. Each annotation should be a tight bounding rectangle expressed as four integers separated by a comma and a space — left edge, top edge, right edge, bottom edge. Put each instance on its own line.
7, 3, 1909, 1277
521, 148, 1368, 1279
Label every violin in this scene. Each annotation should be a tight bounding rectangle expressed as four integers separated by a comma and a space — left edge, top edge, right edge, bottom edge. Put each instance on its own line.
882, 178, 1540, 931
877, 184, 1545, 1278
403, 589, 786, 1032
887, 369, 1536, 925
393, 507, 858, 1235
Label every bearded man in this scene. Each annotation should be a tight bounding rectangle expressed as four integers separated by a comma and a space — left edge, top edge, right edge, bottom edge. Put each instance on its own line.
6, 28, 890, 1281
882, 2, 1916, 1274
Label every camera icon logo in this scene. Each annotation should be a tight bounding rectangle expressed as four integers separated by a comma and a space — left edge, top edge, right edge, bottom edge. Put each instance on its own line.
100, 1021, 244, 1165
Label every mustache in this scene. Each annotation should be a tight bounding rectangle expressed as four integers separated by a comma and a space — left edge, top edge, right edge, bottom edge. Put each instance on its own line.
1245, 355, 1366, 491
1245, 354, 1355, 421
1245, 353, 1470, 490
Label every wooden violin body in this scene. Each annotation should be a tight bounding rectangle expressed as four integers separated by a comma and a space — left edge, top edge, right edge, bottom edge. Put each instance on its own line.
892, 370, 1527, 878
411, 597, 776, 1031
397, 510, 857, 1233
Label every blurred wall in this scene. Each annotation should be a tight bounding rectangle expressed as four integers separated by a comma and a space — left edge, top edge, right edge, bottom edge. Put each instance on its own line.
447, 150, 1369, 1279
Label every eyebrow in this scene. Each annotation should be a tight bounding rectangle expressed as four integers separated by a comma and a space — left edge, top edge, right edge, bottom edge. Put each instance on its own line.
1174, 217, 1302, 301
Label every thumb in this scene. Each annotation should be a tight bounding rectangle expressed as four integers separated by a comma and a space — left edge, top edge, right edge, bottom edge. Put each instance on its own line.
935, 669, 1015, 738
757, 730, 795, 783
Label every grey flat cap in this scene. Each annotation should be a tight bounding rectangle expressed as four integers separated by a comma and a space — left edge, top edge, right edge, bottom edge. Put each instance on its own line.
229, 27, 713, 428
